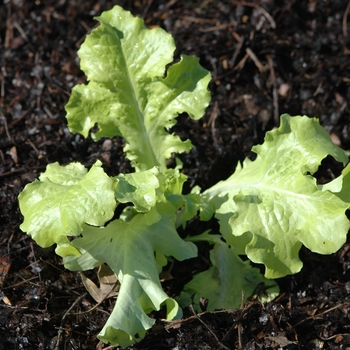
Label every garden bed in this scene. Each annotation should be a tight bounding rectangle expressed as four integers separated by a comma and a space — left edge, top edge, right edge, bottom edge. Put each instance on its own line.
1, 1, 350, 349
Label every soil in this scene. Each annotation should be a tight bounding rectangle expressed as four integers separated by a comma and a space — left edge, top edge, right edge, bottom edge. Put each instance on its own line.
1, 0, 350, 349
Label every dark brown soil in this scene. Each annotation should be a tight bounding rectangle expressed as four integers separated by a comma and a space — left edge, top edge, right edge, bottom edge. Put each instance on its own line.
1, 1, 350, 349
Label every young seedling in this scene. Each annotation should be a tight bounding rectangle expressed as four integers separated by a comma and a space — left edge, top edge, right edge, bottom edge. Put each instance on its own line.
18, 5, 350, 347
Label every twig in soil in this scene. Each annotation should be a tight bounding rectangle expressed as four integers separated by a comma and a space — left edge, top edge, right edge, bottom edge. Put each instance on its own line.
0, 275, 38, 290
54, 292, 88, 350
75, 21, 98, 48
200, 23, 234, 33
234, 53, 249, 71
164, 308, 241, 331
0, 72, 4, 98
221, 291, 246, 348
0, 114, 12, 142
12, 21, 29, 43
165, 0, 179, 8
266, 55, 279, 124
30, 242, 41, 282
319, 332, 349, 342
238, 290, 245, 349
4, 3, 13, 50
189, 304, 231, 350
221, 317, 240, 346
26, 138, 40, 156
141, 0, 154, 19
224, 290, 256, 349
246, 48, 266, 73
229, 34, 244, 68
343, 1, 350, 39
8, 110, 29, 127
293, 301, 350, 327
230, 1, 276, 29
0, 166, 45, 178
179, 16, 217, 24
208, 101, 222, 154
96, 342, 116, 350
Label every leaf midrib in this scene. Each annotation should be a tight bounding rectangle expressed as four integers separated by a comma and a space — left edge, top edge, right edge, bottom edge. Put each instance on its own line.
119, 30, 158, 170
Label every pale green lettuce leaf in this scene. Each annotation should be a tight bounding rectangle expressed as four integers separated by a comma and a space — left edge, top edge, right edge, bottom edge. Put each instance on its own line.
65, 5, 211, 171
64, 207, 197, 347
328, 162, 350, 202
159, 168, 202, 227
204, 115, 350, 278
19, 161, 116, 257
114, 167, 159, 212
179, 241, 279, 311
114, 167, 201, 227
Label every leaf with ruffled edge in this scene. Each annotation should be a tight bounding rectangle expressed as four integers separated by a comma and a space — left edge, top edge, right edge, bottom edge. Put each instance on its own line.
65, 5, 211, 172
18, 161, 116, 257
179, 236, 279, 311
203, 115, 350, 278
64, 207, 197, 347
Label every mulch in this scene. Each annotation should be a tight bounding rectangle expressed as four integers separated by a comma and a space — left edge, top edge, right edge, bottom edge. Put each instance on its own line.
1, 0, 350, 349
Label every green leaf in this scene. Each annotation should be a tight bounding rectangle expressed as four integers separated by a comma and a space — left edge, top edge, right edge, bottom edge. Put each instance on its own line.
328, 162, 350, 202
114, 167, 160, 212
63, 207, 197, 347
65, 5, 211, 172
18, 161, 116, 257
179, 242, 279, 311
204, 115, 350, 278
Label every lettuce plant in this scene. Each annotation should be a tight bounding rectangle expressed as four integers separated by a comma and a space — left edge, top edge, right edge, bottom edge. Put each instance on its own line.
18, 5, 350, 347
